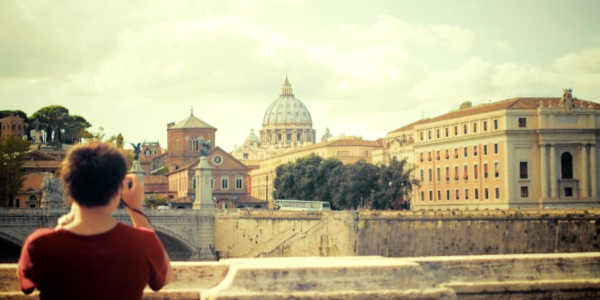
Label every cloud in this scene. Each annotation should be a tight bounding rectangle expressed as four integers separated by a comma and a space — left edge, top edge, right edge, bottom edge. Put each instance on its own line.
552, 48, 600, 74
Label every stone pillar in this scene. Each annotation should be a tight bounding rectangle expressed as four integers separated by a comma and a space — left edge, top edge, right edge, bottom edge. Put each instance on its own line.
193, 156, 216, 260
129, 159, 145, 189
540, 144, 548, 199
581, 144, 589, 198
40, 174, 66, 209
591, 144, 598, 199
550, 145, 557, 199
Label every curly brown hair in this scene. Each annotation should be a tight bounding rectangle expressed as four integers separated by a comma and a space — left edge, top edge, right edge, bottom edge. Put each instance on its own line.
61, 142, 127, 207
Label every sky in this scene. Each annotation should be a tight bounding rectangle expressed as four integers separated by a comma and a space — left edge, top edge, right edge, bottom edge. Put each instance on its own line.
1, 0, 600, 152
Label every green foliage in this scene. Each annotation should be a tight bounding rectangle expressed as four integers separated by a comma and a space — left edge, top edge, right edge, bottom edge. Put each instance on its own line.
272, 155, 415, 210
0, 136, 31, 207
144, 194, 169, 209
31, 105, 91, 146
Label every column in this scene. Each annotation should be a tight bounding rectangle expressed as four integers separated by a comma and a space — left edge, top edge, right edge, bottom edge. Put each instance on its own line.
549, 145, 557, 199
581, 144, 589, 198
540, 144, 548, 199
591, 144, 598, 198
193, 156, 216, 260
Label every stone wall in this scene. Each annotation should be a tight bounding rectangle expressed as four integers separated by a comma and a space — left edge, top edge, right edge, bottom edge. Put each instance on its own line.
215, 209, 600, 259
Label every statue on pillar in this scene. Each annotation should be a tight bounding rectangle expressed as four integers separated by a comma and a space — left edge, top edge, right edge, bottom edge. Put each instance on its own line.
40, 174, 66, 209
192, 141, 217, 260
560, 88, 575, 112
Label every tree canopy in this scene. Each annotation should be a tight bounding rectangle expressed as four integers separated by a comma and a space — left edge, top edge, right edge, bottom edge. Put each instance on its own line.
0, 136, 31, 207
31, 105, 91, 146
272, 154, 416, 210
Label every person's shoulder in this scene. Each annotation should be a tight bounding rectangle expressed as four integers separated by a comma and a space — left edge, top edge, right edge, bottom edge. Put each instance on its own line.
116, 223, 159, 240
24, 228, 56, 243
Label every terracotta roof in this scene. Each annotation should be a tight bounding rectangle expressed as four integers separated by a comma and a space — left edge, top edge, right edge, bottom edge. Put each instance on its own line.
20, 173, 48, 192
169, 114, 215, 129
23, 160, 60, 169
388, 118, 431, 134
413, 97, 600, 128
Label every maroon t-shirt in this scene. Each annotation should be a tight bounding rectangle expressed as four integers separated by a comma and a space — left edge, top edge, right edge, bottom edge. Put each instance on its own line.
18, 223, 168, 300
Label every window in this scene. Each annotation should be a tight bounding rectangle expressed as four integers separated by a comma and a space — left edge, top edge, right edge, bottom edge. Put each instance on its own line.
518, 117, 527, 128
465, 189, 469, 200
192, 178, 196, 190
436, 129, 440, 138
420, 169, 424, 182
473, 145, 478, 156
446, 190, 450, 200
473, 123, 477, 133
463, 124, 468, 134
436, 150, 440, 160
494, 143, 498, 154
221, 177, 229, 190
243, 153, 249, 160
454, 126, 458, 136
455, 189, 460, 200
464, 165, 468, 180
428, 168, 432, 182
483, 145, 488, 155
474, 164, 479, 179
286, 134, 291, 142
519, 162, 528, 179
565, 187, 573, 197
428, 152, 432, 161
428, 130, 432, 139
445, 127, 449, 137
235, 176, 243, 189
520, 186, 528, 198
484, 188, 489, 199
420, 131, 424, 141
445, 166, 450, 180
494, 119, 498, 129
445, 149, 450, 159
420, 153, 424, 162
210, 178, 215, 189
464, 147, 468, 157
437, 167, 441, 181
495, 188, 500, 199
483, 121, 488, 131
437, 190, 441, 201
484, 163, 489, 178
429, 190, 433, 201
454, 166, 459, 180
454, 148, 458, 159
421, 191, 425, 201
297, 133, 301, 140
494, 162, 499, 178
474, 188, 479, 200
561, 152, 573, 179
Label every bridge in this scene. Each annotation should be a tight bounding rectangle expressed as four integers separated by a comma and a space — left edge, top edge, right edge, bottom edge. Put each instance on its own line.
0, 208, 212, 262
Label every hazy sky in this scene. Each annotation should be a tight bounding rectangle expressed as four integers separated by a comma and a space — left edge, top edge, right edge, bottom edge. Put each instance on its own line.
2, 0, 599, 151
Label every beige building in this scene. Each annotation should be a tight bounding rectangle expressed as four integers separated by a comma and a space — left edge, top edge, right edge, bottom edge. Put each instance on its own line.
380, 89, 600, 209
249, 137, 382, 208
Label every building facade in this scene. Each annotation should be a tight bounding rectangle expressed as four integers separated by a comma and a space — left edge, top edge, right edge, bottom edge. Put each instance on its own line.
380, 89, 600, 209
0, 115, 25, 140
167, 110, 216, 170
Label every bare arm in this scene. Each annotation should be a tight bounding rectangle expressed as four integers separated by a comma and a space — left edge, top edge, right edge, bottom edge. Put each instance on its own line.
122, 174, 173, 284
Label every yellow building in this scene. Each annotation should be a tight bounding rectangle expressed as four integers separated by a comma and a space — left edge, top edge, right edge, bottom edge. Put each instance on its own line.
380, 89, 600, 209
249, 137, 382, 208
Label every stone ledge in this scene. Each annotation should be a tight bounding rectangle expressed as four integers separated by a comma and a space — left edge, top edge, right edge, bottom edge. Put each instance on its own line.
1, 253, 600, 299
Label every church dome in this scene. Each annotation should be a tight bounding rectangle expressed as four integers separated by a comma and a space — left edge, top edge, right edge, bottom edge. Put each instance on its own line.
262, 77, 313, 127
244, 129, 260, 145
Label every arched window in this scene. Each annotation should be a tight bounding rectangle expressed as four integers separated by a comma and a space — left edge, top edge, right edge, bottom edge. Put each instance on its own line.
561, 152, 573, 179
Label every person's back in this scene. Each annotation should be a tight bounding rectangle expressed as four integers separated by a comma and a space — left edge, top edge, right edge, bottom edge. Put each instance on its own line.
18, 142, 171, 300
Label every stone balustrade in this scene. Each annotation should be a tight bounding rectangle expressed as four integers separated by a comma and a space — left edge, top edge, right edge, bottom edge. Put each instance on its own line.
1, 252, 599, 299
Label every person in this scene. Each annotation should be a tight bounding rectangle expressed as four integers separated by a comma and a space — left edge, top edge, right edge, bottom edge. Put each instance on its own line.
17, 142, 172, 300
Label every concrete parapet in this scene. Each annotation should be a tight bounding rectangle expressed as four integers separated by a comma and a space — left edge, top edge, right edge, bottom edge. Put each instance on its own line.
1, 253, 600, 299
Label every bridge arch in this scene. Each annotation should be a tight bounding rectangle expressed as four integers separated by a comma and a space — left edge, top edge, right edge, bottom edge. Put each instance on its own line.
152, 225, 197, 260
0, 231, 25, 263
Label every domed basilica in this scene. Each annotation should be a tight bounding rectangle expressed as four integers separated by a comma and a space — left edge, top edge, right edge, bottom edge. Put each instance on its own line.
232, 77, 316, 161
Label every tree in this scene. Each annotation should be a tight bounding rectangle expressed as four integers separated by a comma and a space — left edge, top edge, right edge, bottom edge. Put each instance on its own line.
31, 105, 91, 147
372, 158, 416, 210
144, 194, 169, 209
0, 136, 31, 207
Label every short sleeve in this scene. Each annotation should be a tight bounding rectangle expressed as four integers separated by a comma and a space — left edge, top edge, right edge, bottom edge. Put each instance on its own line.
144, 231, 168, 291
17, 229, 51, 294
